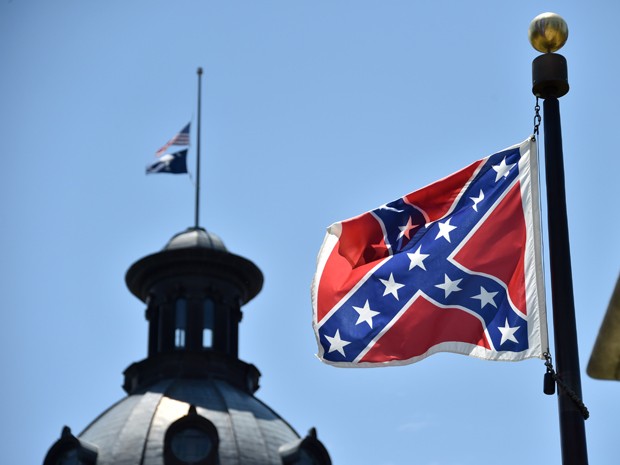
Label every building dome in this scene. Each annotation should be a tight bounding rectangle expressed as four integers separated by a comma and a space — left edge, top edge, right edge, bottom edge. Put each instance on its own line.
44, 228, 331, 465
164, 227, 227, 252
75, 378, 300, 465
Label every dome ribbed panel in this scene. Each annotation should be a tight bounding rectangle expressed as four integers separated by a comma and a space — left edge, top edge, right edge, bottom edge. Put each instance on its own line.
79, 380, 172, 465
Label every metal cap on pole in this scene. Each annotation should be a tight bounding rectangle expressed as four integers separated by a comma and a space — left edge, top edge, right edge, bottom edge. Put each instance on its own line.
529, 12, 589, 465
530, 13, 569, 99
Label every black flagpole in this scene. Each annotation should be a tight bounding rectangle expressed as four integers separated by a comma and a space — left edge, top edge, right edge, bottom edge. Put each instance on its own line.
529, 13, 588, 464
195, 67, 203, 229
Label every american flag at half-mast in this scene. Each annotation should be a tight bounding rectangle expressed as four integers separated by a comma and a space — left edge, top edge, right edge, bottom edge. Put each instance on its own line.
311, 138, 548, 367
155, 123, 191, 157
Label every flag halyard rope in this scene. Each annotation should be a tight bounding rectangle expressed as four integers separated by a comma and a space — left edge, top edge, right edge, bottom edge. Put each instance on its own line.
543, 351, 590, 420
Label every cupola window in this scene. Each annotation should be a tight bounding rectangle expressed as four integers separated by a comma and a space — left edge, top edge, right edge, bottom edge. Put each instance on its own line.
202, 298, 215, 348
164, 405, 219, 465
175, 298, 187, 348
56, 448, 80, 465
170, 427, 213, 462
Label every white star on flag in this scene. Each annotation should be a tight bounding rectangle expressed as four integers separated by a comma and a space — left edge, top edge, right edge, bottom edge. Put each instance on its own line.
498, 319, 520, 345
470, 189, 484, 211
325, 329, 351, 357
352, 300, 380, 328
397, 216, 417, 240
407, 246, 429, 271
471, 286, 498, 308
435, 218, 457, 242
435, 274, 462, 298
492, 157, 516, 182
380, 273, 405, 300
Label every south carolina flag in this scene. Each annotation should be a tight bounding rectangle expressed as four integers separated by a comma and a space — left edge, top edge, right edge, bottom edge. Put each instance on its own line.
311, 138, 548, 367
146, 149, 188, 175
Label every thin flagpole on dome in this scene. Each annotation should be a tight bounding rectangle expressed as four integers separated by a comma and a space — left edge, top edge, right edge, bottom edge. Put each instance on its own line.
195, 67, 203, 229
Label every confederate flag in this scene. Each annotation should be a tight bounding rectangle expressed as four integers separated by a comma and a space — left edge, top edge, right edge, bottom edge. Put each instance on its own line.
311, 138, 548, 367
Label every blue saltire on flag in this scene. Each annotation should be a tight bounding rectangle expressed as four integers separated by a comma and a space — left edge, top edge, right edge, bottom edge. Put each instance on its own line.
146, 149, 188, 174
155, 123, 191, 157
311, 138, 547, 367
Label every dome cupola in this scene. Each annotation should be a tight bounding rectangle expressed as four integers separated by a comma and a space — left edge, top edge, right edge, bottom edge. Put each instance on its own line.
43, 227, 332, 465
123, 226, 264, 394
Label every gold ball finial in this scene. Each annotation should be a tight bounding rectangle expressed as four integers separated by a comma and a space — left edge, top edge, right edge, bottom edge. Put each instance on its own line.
528, 12, 568, 53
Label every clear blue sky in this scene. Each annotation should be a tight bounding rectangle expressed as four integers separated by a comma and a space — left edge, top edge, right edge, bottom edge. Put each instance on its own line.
2, 1, 618, 464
